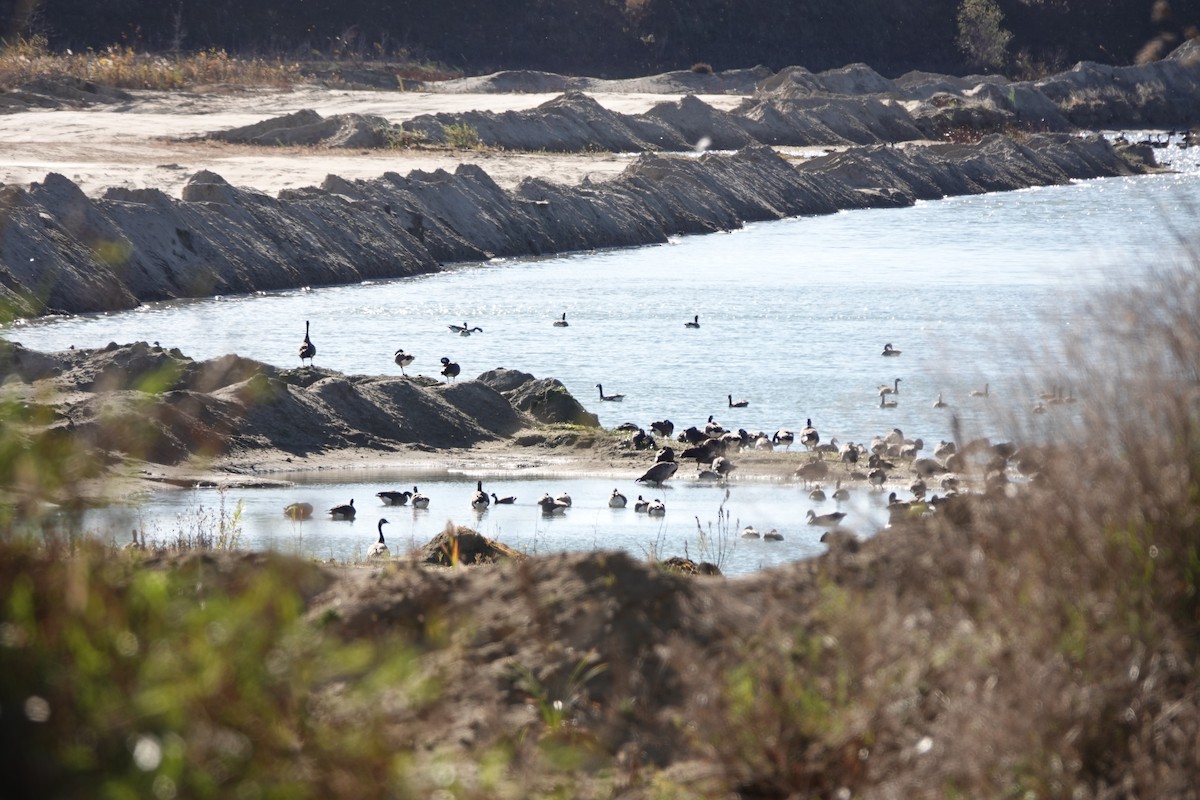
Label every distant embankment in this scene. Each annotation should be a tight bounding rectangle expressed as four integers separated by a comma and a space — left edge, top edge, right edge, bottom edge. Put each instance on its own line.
0, 134, 1145, 319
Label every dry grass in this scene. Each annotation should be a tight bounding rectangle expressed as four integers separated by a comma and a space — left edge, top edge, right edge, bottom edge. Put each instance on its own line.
0, 35, 297, 91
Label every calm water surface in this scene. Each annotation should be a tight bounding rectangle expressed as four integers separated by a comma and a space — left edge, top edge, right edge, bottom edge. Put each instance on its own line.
8, 142, 1199, 574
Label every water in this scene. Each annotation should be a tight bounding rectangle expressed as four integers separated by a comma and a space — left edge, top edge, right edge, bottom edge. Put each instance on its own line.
7, 143, 1200, 574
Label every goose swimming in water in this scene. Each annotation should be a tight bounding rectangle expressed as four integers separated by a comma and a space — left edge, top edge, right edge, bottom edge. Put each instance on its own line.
284, 502, 313, 520
728, 394, 749, 408
933, 392, 947, 408
411, 486, 430, 509
553, 312, 569, 327
299, 320, 316, 366
634, 495, 650, 512
367, 519, 390, 558
394, 349, 415, 374
440, 357, 461, 382
608, 489, 628, 508
491, 492, 517, 505
449, 322, 483, 336
596, 383, 625, 401
807, 509, 847, 527
538, 493, 570, 515
880, 394, 898, 408
646, 499, 666, 516
881, 343, 901, 357
471, 480, 490, 510
970, 383, 990, 398
376, 490, 412, 506
684, 315, 700, 329
763, 528, 784, 541
878, 378, 901, 396
329, 498, 356, 520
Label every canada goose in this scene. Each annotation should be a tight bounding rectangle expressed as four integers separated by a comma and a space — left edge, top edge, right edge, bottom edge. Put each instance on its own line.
832, 480, 850, 502
878, 378, 901, 395
933, 392, 947, 408
970, 383, 989, 398
440, 357, 461, 381
741, 525, 760, 539
800, 419, 819, 450
809, 484, 826, 502
555, 491, 573, 507
807, 509, 847, 527
411, 486, 430, 509
685, 315, 700, 329
712, 456, 736, 477
608, 489, 628, 508
636, 460, 678, 486
704, 415, 726, 437
491, 492, 517, 504
376, 490, 412, 506
596, 383, 625, 401
655, 446, 675, 463
880, 394, 898, 408
538, 493, 569, 515
553, 312, 569, 327
329, 498, 356, 520
763, 528, 784, 541
839, 441, 859, 464
813, 437, 840, 458
881, 343, 901, 357
284, 502, 313, 520
794, 458, 829, 482
646, 499, 666, 516
650, 419, 674, 438
634, 495, 650, 512
772, 429, 795, 450
470, 480, 490, 510
728, 394, 749, 408
394, 349, 415, 374
448, 322, 483, 335
299, 320, 316, 365
367, 519, 390, 558
868, 468, 888, 489
123, 529, 145, 551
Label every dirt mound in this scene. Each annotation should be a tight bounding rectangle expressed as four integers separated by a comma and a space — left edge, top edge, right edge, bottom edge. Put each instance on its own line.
0, 76, 131, 111
203, 108, 394, 148
0, 341, 599, 470
418, 526, 526, 565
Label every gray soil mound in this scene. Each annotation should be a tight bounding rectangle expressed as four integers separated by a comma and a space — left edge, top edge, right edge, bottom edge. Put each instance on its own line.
202, 108, 393, 148
418, 526, 526, 565
0, 134, 1147, 320
0, 339, 595, 468
0, 76, 132, 112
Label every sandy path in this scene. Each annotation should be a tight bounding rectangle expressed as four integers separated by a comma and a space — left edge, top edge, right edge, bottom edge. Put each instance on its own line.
0, 85, 747, 197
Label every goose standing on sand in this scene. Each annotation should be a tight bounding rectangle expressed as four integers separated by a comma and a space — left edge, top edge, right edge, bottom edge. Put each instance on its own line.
728, 394, 749, 408
772, 429, 795, 450
377, 490, 412, 506
491, 492, 517, 505
596, 384, 625, 402
650, 419, 674, 438
394, 349, 415, 374
800, 419, 819, 450
284, 502, 313, 520
881, 343, 901, 357
553, 312, 569, 327
367, 519, 390, 558
608, 489, 628, 508
685, 315, 700, 329
411, 487, 430, 509
704, 415, 727, 438
329, 498, 356, 520
471, 480, 490, 510
440, 357, 461, 382
299, 320, 316, 366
